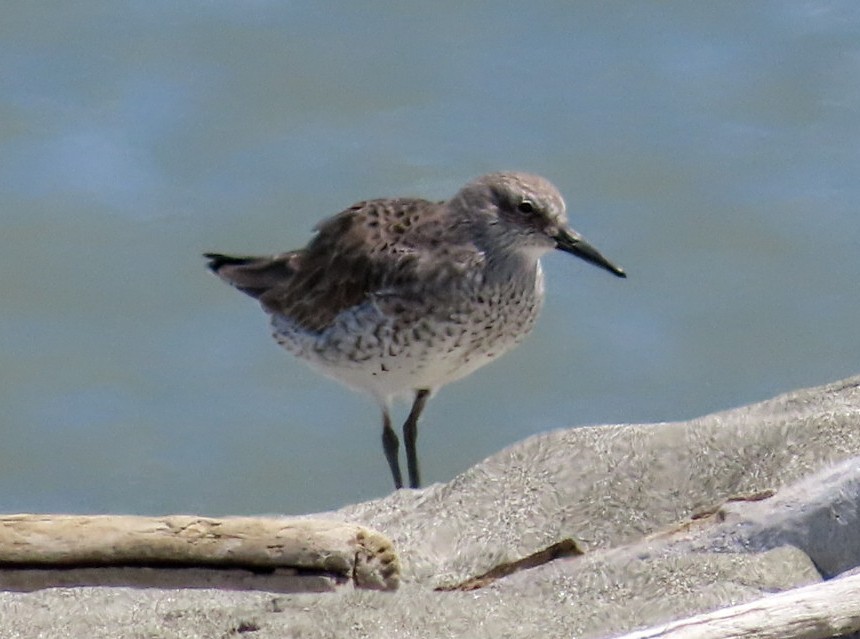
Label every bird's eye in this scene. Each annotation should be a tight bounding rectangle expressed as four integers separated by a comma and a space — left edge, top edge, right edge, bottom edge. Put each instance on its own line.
517, 200, 536, 215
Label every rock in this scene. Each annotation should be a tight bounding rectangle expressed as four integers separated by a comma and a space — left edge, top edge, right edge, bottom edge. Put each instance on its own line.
336, 375, 860, 586
689, 456, 860, 578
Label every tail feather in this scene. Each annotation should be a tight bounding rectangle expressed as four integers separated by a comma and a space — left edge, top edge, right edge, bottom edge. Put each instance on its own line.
204, 252, 297, 300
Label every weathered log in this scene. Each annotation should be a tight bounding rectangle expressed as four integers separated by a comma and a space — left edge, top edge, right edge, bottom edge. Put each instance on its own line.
614, 571, 860, 639
0, 514, 399, 592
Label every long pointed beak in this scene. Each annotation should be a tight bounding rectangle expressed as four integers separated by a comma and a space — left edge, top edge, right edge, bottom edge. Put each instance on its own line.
554, 228, 626, 278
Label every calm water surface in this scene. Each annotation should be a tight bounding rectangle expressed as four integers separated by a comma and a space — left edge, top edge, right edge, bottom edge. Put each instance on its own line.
1, 2, 859, 515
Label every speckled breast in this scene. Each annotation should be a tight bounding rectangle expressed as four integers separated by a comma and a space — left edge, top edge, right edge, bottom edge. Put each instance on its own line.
271, 262, 545, 399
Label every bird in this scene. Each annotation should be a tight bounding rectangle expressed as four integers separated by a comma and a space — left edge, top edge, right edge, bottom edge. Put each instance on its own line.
205, 171, 625, 490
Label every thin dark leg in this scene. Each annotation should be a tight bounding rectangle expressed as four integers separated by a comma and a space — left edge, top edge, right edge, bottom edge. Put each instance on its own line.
381, 408, 403, 489
403, 389, 431, 489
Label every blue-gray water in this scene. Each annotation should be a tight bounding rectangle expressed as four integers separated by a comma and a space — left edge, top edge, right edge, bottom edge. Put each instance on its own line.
2, 2, 859, 516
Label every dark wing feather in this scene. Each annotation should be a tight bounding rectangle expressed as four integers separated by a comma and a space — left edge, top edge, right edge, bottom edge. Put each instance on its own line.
206, 198, 485, 332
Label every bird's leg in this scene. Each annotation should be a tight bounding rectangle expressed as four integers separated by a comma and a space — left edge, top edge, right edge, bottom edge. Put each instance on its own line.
381, 407, 403, 489
403, 389, 431, 489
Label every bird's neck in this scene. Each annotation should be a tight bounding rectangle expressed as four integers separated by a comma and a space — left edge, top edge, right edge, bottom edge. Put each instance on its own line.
482, 245, 541, 286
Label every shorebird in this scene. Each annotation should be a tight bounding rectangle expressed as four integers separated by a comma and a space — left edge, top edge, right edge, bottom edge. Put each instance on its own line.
205, 172, 625, 490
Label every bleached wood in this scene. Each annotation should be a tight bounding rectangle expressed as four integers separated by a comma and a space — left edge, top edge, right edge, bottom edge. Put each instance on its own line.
0, 514, 399, 591
614, 571, 860, 639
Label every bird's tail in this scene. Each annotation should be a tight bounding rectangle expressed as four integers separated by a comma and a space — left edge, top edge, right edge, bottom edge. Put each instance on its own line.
204, 252, 298, 300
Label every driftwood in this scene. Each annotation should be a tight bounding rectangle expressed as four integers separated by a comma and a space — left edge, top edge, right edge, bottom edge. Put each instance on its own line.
614, 571, 860, 639
0, 514, 399, 592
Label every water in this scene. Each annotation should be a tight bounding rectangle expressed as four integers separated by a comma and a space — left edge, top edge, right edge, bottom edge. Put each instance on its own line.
1, 2, 859, 516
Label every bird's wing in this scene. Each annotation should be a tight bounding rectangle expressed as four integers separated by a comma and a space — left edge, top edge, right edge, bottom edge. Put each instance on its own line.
209, 198, 486, 332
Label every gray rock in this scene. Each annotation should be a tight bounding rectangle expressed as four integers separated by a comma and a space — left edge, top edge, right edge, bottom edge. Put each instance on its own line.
336, 375, 860, 586
690, 456, 860, 578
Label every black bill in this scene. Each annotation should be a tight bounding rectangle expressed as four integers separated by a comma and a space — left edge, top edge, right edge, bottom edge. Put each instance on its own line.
554, 228, 626, 278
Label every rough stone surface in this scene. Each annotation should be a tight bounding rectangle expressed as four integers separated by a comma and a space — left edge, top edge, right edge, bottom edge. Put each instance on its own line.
689, 456, 860, 578
1, 375, 859, 639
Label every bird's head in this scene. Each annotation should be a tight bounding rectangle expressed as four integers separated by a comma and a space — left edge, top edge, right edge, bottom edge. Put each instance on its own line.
453, 172, 626, 278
